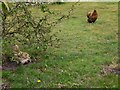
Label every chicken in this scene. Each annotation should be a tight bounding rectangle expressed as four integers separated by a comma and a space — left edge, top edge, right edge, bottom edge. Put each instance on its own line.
13, 45, 31, 64
87, 10, 98, 23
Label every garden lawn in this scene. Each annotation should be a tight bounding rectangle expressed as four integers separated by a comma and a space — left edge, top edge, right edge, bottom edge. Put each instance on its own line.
2, 2, 118, 88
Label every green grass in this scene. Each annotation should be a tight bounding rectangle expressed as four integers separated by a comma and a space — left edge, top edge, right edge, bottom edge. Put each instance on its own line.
2, 2, 118, 88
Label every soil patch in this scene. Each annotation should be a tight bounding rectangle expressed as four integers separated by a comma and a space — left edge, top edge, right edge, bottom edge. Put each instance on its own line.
1, 83, 10, 90
2, 59, 37, 71
101, 64, 120, 75
2, 61, 18, 71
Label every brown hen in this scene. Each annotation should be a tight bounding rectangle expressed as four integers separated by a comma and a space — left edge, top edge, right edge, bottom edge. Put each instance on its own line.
87, 10, 98, 23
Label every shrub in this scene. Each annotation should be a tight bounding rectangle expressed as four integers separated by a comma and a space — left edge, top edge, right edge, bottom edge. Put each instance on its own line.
1, 2, 78, 62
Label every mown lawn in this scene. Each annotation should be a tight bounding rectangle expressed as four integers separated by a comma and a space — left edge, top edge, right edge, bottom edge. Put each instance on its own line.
2, 2, 118, 88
